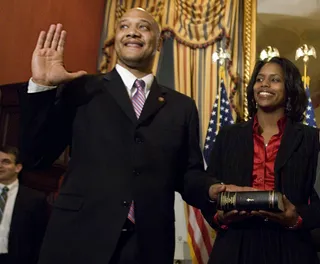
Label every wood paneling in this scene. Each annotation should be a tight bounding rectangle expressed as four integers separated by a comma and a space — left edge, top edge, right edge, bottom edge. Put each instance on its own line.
0, 0, 106, 193
0, 0, 106, 85
0, 83, 21, 147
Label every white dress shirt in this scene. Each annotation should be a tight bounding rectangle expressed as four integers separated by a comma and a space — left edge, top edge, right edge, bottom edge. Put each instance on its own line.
115, 64, 153, 99
0, 180, 19, 254
28, 64, 154, 99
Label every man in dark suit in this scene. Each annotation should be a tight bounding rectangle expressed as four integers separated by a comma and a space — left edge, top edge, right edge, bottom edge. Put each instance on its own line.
20, 8, 226, 264
0, 146, 47, 264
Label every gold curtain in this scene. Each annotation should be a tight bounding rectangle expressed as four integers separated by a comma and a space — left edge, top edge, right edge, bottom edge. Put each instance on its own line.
167, 0, 244, 143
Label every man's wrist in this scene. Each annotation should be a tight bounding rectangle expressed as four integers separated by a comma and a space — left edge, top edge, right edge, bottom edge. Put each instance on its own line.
28, 78, 57, 93
31, 78, 56, 87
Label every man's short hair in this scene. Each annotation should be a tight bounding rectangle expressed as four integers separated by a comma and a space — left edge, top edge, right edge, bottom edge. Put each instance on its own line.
0, 145, 21, 164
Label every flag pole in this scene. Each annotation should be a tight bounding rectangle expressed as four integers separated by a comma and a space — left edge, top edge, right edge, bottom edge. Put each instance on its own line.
295, 44, 316, 89
259, 46, 280, 62
295, 44, 317, 126
216, 67, 223, 134
303, 62, 307, 88
212, 48, 230, 133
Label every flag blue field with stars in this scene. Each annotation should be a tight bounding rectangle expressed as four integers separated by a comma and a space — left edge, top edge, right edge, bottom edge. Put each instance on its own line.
203, 80, 234, 164
305, 86, 317, 128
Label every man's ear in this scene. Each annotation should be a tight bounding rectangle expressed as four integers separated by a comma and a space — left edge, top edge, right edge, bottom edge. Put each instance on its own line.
157, 36, 163, 52
15, 164, 22, 174
114, 21, 119, 34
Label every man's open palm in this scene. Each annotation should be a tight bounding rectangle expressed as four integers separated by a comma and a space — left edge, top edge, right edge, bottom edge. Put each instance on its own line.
32, 24, 87, 86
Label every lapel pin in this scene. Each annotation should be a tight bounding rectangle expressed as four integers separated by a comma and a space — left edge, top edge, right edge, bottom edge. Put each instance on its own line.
158, 97, 165, 102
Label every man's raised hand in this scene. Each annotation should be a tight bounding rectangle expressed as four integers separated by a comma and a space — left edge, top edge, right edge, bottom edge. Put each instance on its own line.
32, 24, 87, 86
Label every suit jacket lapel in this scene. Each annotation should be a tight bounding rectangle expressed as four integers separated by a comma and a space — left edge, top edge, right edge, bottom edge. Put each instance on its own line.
274, 119, 303, 188
138, 78, 167, 124
103, 69, 137, 124
239, 120, 254, 186
8, 186, 24, 246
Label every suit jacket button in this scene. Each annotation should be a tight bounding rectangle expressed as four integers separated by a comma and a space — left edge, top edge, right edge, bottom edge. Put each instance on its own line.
133, 170, 140, 176
135, 137, 143, 144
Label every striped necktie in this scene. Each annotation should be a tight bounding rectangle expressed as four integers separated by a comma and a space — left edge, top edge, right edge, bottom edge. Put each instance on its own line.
128, 79, 146, 224
132, 79, 146, 119
0, 186, 9, 224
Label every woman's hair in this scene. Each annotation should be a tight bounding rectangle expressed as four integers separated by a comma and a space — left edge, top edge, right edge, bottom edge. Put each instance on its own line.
247, 57, 307, 122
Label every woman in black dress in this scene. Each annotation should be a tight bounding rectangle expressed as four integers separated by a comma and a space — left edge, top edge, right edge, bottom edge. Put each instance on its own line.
204, 57, 320, 264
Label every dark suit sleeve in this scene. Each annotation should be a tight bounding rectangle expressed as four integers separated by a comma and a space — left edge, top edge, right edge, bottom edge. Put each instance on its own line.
296, 129, 320, 229
181, 100, 220, 210
201, 126, 226, 228
19, 77, 87, 169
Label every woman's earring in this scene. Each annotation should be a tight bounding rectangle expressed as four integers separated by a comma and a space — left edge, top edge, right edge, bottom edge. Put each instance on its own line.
253, 99, 258, 109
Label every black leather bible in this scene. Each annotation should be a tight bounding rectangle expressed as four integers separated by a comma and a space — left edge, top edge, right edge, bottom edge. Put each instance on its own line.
216, 191, 284, 212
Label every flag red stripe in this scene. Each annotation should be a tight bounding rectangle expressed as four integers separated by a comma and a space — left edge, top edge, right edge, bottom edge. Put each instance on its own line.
193, 207, 213, 253
188, 219, 204, 264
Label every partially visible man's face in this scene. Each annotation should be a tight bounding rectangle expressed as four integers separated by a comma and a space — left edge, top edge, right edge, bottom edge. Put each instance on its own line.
0, 151, 22, 185
114, 8, 160, 70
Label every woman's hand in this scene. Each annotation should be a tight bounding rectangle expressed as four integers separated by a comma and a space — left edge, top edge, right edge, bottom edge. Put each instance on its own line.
217, 210, 252, 225
251, 195, 299, 227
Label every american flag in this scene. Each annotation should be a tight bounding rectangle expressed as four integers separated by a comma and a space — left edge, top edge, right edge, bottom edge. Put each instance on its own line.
305, 86, 317, 127
203, 80, 234, 164
187, 80, 234, 264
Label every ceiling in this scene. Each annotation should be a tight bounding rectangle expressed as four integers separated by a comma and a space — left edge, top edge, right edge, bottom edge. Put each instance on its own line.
257, 0, 320, 107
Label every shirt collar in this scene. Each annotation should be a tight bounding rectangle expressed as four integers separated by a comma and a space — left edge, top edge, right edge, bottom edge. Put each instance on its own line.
253, 115, 287, 135
115, 64, 154, 93
0, 179, 18, 192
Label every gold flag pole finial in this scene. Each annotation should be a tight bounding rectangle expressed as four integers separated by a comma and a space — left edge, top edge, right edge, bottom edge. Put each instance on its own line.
212, 48, 231, 66
212, 48, 231, 133
212, 48, 231, 83
295, 44, 317, 88
259, 46, 280, 61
